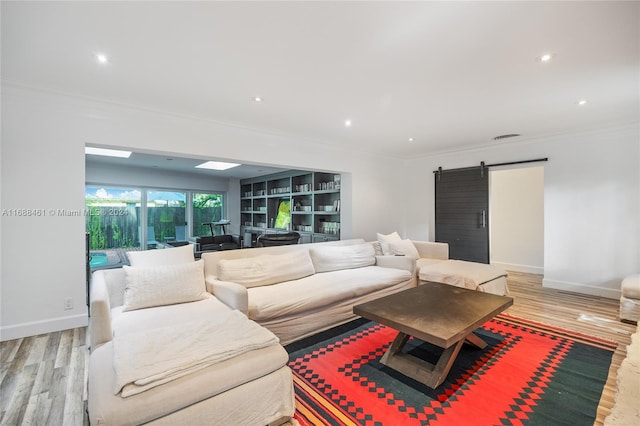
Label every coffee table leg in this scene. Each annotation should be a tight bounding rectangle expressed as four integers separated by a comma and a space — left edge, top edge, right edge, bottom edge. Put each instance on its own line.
379, 332, 466, 389
465, 332, 488, 349
380, 332, 410, 365
428, 339, 465, 388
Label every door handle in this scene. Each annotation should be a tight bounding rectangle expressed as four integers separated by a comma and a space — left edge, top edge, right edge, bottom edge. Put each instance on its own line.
482, 210, 486, 228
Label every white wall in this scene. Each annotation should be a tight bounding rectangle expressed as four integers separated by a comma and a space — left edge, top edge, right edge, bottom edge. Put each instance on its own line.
1, 85, 406, 340
489, 166, 544, 274
404, 124, 640, 299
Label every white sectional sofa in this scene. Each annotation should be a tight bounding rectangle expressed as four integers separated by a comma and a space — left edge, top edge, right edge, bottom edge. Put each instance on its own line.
202, 238, 416, 345
88, 245, 294, 426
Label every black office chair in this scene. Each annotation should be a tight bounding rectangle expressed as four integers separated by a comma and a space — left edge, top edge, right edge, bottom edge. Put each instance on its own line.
256, 232, 301, 247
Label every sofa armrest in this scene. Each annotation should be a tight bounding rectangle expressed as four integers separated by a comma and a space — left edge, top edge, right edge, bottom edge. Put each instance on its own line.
375, 255, 416, 274
205, 277, 249, 315
89, 271, 113, 352
412, 240, 449, 260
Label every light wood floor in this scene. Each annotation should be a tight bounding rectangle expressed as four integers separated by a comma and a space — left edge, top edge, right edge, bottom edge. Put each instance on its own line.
0, 272, 636, 426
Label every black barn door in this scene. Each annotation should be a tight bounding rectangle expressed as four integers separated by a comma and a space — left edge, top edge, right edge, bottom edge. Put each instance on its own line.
435, 167, 489, 263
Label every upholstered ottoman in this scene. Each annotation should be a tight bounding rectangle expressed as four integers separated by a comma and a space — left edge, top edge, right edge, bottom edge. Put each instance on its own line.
418, 259, 510, 296
620, 274, 640, 324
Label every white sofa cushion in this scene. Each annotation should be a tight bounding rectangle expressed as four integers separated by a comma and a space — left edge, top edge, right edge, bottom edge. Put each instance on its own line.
122, 261, 208, 311
217, 250, 315, 288
127, 244, 194, 267
309, 243, 375, 273
388, 239, 421, 259
248, 265, 413, 321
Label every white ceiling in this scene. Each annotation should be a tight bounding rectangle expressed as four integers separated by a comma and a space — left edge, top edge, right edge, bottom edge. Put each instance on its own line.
2, 1, 639, 169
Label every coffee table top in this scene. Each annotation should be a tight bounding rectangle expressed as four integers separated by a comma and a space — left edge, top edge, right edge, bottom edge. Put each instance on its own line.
353, 282, 513, 348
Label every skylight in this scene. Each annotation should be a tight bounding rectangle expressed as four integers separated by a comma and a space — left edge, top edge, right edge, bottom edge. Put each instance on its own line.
85, 147, 132, 158
195, 161, 241, 171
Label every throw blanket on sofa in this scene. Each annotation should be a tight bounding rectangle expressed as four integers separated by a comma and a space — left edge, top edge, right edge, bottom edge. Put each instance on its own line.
419, 260, 507, 291
113, 310, 279, 397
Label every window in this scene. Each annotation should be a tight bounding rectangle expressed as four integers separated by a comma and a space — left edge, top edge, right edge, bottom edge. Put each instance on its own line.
86, 186, 226, 253
85, 186, 141, 250
192, 193, 224, 237
146, 190, 187, 248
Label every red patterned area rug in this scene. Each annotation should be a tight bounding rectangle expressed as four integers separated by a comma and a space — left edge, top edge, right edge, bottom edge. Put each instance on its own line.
286, 314, 617, 426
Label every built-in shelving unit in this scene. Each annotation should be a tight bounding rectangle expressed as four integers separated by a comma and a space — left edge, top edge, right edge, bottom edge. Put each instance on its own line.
240, 170, 341, 246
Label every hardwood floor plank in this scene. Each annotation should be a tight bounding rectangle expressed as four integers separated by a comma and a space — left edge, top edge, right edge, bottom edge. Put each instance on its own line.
45, 365, 70, 426
63, 347, 86, 426
1, 363, 38, 425
30, 359, 55, 398
25, 335, 48, 366
7, 337, 35, 375
21, 392, 52, 426
0, 339, 21, 364
43, 332, 62, 362
54, 330, 73, 370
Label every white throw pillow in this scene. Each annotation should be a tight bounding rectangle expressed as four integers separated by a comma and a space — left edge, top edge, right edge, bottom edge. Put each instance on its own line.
310, 243, 376, 273
127, 244, 194, 267
217, 250, 315, 288
388, 239, 420, 259
122, 261, 207, 312
376, 231, 402, 244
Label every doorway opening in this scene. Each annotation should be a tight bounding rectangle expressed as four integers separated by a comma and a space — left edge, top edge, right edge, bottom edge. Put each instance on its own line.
489, 166, 544, 275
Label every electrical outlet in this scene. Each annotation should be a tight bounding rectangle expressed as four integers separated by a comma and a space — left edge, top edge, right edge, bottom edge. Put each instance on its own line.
64, 297, 73, 310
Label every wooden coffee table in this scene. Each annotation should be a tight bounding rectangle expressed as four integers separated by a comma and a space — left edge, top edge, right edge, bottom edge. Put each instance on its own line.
353, 282, 513, 388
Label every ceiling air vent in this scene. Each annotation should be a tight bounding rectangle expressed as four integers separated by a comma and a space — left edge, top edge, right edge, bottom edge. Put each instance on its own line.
493, 134, 521, 141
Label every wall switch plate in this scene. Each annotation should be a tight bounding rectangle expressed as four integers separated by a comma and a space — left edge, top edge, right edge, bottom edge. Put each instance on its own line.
64, 297, 73, 310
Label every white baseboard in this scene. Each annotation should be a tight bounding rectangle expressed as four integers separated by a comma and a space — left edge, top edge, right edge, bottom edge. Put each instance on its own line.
542, 278, 621, 300
0, 314, 88, 342
490, 261, 544, 275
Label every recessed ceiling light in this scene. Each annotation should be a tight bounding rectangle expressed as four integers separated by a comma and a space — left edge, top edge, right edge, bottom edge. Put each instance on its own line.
95, 53, 109, 64
408, 137, 414, 142
577, 99, 588, 106
253, 96, 263, 102
85, 147, 131, 158
538, 53, 554, 62
195, 161, 241, 171
344, 119, 352, 127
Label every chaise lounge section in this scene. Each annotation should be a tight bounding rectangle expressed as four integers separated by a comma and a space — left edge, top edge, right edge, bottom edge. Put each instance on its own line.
88, 245, 294, 425
375, 232, 510, 296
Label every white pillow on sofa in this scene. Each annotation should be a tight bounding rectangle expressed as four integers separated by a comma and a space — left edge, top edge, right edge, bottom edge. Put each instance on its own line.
310, 243, 376, 273
122, 260, 208, 312
377, 231, 402, 244
217, 250, 315, 288
377, 232, 403, 255
388, 239, 420, 259
127, 244, 194, 267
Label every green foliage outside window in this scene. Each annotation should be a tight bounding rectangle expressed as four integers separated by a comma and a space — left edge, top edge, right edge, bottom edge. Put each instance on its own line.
86, 188, 225, 250
193, 193, 224, 236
